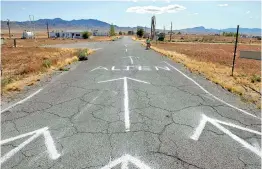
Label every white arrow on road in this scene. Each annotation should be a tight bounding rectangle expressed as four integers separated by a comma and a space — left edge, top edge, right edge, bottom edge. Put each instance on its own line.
98, 77, 150, 131
0, 127, 61, 164
101, 154, 151, 169
191, 114, 262, 157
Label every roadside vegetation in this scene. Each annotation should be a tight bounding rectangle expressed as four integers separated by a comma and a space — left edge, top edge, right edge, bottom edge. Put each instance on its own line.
82, 31, 91, 39
135, 35, 261, 108
1, 39, 93, 96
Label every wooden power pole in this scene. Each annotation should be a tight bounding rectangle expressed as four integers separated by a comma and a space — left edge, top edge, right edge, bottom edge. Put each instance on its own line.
46, 21, 49, 38
231, 25, 240, 76
7, 19, 11, 38
170, 22, 172, 41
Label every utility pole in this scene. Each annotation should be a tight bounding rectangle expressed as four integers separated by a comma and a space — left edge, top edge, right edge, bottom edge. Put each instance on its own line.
170, 22, 172, 41
7, 19, 11, 38
46, 21, 49, 38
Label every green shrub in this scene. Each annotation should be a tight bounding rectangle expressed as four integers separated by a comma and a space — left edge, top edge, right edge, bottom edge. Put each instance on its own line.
78, 49, 89, 61
251, 74, 261, 83
43, 59, 51, 68
82, 31, 91, 39
59, 67, 69, 71
136, 28, 144, 38
1, 77, 13, 86
109, 24, 116, 36
158, 33, 165, 41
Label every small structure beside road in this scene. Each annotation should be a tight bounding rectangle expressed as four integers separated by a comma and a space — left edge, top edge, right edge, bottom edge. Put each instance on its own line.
49, 29, 109, 39
21, 30, 34, 39
49, 30, 85, 39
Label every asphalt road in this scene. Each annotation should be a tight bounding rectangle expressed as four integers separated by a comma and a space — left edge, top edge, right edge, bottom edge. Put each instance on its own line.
1, 36, 261, 169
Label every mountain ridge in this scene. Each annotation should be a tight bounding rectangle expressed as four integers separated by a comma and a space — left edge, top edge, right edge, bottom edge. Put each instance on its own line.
1, 18, 261, 35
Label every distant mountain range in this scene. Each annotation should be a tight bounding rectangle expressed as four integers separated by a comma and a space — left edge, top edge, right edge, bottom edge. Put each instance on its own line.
1, 18, 261, 35
179, 26, 261, 36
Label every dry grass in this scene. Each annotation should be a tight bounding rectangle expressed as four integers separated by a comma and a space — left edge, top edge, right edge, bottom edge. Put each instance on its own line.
168, 34, 261, 44
1, 46, 79, 94
143, 42, 261, 108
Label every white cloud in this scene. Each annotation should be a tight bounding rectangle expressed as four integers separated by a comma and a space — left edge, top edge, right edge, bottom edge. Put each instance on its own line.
126, 4, 186, 14
21, 7, 26, 10
246, 11, 250, 14
188, 12, 198, 15
218, 4, 228, 7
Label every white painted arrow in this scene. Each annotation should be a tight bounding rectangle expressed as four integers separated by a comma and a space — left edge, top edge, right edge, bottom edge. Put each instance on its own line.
191, 114, 262, 157
98, 77, 150, 131
0, 127, 61, 164
101, 154, 151, 169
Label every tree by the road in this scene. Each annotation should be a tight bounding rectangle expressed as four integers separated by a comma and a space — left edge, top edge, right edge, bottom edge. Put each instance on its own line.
109, 24, 116, 36
136, 28, 144, 38
82, 31, 91, 39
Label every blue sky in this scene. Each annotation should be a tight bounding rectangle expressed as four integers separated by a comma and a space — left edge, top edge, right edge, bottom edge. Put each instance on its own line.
1, 1, 261, 29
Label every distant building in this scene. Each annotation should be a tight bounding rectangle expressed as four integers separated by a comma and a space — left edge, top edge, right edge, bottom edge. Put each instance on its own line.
49, 29, 109, 38
49, 30, 87, 39
92, 30, 109, 36
21, 30, 34, 39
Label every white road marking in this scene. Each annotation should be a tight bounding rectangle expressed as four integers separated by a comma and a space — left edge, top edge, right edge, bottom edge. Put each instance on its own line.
250, 138, 261, 151
0, 127, 60, 164
1, 88, 42, 113
98, 77, 150, 131
125, 44, 127, 47
74, 91, 104, 119
138, 66, 151, 71
101, 154, 151, 169
191, 114, 262, 157
112, 66, 121, 71
90, 66, 109, 72
155, 66, 170, 71
163, 61, 259, 119
126, 49, 127, 52
93, 48, 102, 51
128, 56, 134, 64
124, 66, 134, 71
123, 77, 130, 131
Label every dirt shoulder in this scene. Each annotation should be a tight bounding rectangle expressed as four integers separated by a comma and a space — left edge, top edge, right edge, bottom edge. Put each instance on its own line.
140, 40, 261, 108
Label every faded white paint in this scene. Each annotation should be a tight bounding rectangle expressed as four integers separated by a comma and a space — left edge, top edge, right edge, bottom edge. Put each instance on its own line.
124, 66, 135, 71
191, 114, 262, 157
138, 66, 151, 71
91, 66, 168, 72
98, 77, 150, 131
91, 66, 109, 72
101, 154, 151, 169
155, 66, 170, 71
163, 61, 259, 119
93, 48, 103, 51
123, 56, 134, 65
0, 127, 60, 164
74, 91, 104, 119
1, 88, 42, 113
112, 66, 121, 71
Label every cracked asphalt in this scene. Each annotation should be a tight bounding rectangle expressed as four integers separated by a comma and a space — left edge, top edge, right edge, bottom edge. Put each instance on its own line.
1, 36, 261, 169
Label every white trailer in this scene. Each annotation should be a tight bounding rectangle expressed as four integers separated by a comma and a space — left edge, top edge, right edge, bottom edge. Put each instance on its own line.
21, 31, 34, 39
